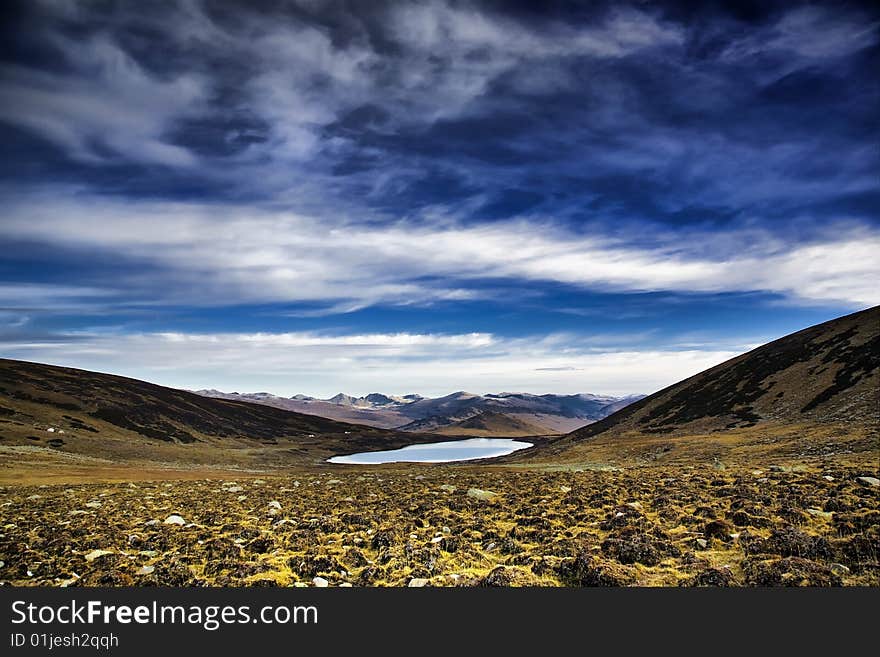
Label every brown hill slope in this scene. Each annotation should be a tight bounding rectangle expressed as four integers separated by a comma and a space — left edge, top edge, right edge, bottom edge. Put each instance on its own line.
431, 410, 555, 437
520, 306, 879, 465
0, 359, 437, 470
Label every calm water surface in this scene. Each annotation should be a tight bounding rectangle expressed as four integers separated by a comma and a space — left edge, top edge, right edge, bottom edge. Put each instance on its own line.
327, 438, 533, 464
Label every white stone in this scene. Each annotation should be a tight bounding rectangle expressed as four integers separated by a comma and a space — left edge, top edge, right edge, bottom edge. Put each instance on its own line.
312, 576, 329, 587
408, 578, 429, 587
163, 514, 186, 526
830, 563, 850, 576
466, 488, 499, 502
84, 549, 114, 562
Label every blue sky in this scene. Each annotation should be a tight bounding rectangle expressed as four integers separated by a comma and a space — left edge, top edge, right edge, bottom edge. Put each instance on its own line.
0, 0, 877, 397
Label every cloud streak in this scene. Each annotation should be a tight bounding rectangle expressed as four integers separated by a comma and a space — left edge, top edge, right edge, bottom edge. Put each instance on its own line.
2, 195, 877, 310
0, 35, 208, 166
0, 328, 743, 398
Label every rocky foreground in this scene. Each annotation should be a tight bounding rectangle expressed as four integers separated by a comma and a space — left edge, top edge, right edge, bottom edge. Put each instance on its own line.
1, 464, 877, 587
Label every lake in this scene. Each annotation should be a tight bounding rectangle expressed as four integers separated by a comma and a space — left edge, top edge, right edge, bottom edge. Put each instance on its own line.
327, 437, 533, 464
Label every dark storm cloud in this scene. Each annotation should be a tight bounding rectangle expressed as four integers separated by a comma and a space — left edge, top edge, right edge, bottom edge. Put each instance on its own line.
0, 0, 875, 231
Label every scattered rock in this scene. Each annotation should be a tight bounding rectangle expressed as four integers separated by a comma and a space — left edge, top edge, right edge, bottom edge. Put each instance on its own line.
137, 565, 155, 575
84, 549, 114, 562
743, 557, 841, 587
704, 519, 735, 542
601, 528, 676, 566
681, 567, 738, 587
856, 476, 879, 487
745, 527, 833, 559
466, 488, 499, 502
480, 567, 513, 586
163, 514, 186, 526
312, 576, 328, 587
557, 552, 636, 587
408, 577, 429, 587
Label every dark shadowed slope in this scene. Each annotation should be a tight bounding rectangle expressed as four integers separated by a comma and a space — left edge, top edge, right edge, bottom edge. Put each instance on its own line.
573, 306, 878, 440
517, 306, 879, 465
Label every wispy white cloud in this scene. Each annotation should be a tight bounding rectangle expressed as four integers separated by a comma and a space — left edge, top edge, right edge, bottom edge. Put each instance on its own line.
0, 283, 117, 308
2, 194, 877, 309
2, 1, 685, 171
0, 328, 743, 398
721, 5, 879, 63
0, 35, 208, 166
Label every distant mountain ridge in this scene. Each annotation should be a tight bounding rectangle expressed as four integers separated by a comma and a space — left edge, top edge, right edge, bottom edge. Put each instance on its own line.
194, 388, 645, 435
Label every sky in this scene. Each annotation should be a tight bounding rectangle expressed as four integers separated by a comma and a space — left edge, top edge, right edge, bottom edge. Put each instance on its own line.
0, 0, 877, 398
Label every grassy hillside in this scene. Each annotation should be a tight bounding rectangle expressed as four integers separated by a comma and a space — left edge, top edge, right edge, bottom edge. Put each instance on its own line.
509, 306, 879, 467
0, 358, 440, 471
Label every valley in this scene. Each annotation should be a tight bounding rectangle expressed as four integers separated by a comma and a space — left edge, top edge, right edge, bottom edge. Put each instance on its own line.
0, 307, 877, 587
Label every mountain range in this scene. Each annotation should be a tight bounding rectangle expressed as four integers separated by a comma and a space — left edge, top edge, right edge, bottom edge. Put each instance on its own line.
193, 389, 645, 435
0, 306, 876, 472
